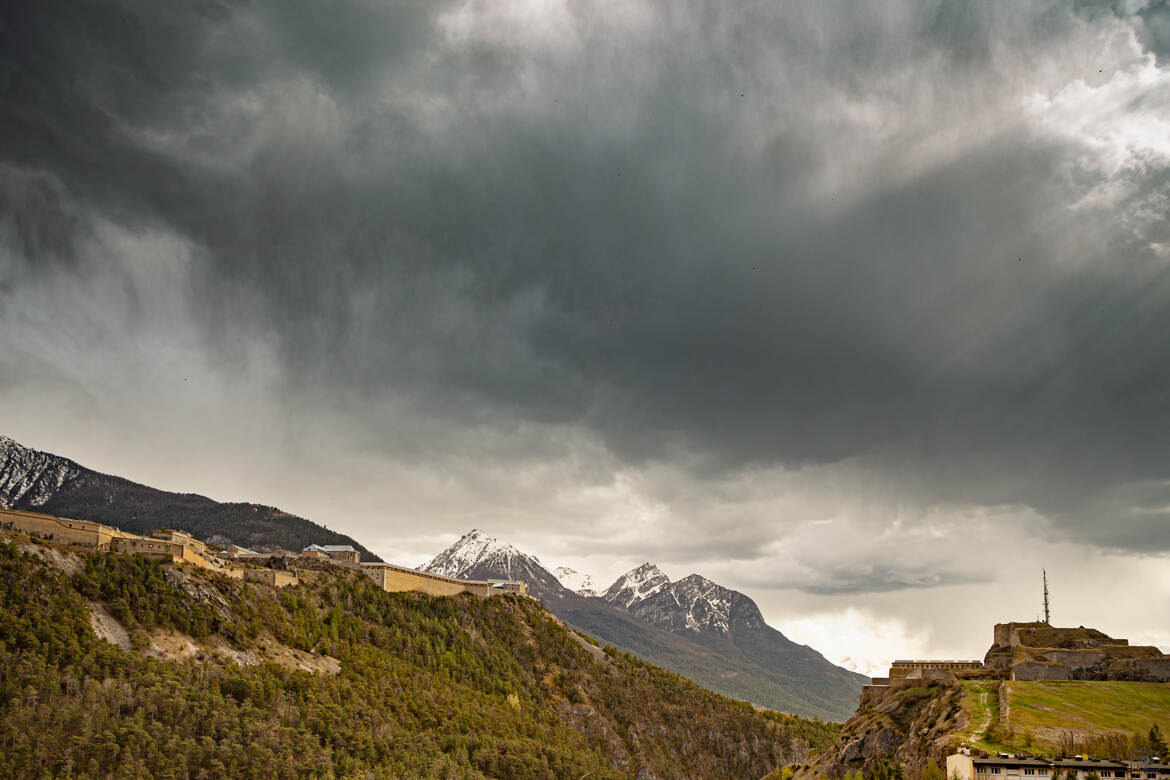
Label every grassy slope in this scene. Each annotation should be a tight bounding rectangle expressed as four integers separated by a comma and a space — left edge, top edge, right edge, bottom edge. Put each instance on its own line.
1007, 681, 1170, 740
956, 680, 1170, 756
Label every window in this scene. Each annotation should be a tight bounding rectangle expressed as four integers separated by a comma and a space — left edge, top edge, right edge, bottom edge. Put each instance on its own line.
1038, 771, 1048, 776
1025, 769, 1036, 775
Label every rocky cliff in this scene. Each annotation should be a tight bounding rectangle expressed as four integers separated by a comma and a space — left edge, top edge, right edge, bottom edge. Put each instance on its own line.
795, 678, 966, 779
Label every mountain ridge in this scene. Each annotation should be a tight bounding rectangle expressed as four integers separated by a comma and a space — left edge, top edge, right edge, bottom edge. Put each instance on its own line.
0, 435, 379, 560
422, 528, 866, 720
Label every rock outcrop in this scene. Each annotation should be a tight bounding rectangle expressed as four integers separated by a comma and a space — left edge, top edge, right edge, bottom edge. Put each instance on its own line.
795, 677, 965, 779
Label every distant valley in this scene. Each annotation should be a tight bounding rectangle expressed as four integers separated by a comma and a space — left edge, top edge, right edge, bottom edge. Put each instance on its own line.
421, 529, 867, 720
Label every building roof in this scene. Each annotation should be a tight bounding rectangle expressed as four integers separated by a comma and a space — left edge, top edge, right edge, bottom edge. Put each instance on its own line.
303, 544, 357, 553
965, 756, 1169, 771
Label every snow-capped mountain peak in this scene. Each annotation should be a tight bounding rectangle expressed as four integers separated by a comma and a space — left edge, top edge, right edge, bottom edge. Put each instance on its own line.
419, 529, 570, 600
620, 572, 766, 636
552, 566, 601, 597
420, 528, 532, 578
603, 562, 670, 608
0, 435, 81, 509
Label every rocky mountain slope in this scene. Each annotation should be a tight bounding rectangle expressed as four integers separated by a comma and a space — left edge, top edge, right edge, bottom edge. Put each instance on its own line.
423, 530, 867, 721
0, 435, 377, 559
0, 532, 839, 778
604, 562, 670, 608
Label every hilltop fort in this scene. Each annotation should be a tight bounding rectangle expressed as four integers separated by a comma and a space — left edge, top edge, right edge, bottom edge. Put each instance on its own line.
0, 506, 527, 599
985, 621, 1170, 682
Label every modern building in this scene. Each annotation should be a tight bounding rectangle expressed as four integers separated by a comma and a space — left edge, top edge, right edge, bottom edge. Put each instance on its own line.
947, 753, 1170, 780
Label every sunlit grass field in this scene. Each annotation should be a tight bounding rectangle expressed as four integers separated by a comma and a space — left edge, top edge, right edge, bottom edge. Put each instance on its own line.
1006, 681, 1170, 737
957, 681, 1170, 756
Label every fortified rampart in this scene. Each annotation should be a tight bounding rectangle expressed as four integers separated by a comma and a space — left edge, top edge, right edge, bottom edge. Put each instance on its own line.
1, 507, 294, 584
0, 507, 135, 549
985, 622, 1169, 681
1, 507, 528, 599
889, 660, 984, 678
361, 562, 527, 599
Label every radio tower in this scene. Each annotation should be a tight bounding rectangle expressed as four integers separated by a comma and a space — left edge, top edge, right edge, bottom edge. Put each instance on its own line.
1042, 569, 1050, 625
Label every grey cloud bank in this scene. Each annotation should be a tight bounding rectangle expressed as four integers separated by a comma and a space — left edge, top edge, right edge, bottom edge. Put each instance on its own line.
3, 0, 1170, 666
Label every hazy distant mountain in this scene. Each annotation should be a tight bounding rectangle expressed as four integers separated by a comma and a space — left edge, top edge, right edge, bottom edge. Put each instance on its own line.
423, 529, 866, 720
553, 566, 602, 597
0, 435, 378, 559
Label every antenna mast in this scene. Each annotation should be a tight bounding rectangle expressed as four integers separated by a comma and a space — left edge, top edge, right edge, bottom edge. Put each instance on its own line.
1042, 569, 1050, 624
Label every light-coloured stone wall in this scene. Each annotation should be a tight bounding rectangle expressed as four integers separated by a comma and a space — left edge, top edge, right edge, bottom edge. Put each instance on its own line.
362, 563, 470, 597
243, 569, 298, 587
152, 529, 207, 556
361, 563, 527, 598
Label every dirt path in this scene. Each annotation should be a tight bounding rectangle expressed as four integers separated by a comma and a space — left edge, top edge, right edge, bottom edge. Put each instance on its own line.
974, 689, 993, 736
999, 681, 1011, 727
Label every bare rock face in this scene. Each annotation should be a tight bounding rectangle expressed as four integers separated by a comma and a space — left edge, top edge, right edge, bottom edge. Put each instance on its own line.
603, 563, 670, 609
624, 574, 765, 635
1011, 662, 1070, 681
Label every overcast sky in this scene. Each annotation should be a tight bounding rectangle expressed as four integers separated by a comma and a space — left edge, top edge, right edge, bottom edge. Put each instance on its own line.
3, 0, 1170, 673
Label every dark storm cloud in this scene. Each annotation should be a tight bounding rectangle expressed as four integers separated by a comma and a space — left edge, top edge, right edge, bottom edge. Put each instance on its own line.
3, 1, 1170, 553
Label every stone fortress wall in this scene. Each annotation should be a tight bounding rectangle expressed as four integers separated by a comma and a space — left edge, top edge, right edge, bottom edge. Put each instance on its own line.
0, 507, 294, 585
0, 507, 531, 598
860, 660, 984, 706
360, 561, 528, 599
861, 620, 1170, 708
987, 621, 1170, 682
0, 507, 527, 599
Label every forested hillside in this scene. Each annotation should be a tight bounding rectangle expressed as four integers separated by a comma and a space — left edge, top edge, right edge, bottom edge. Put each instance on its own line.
0, 535, 839, 779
